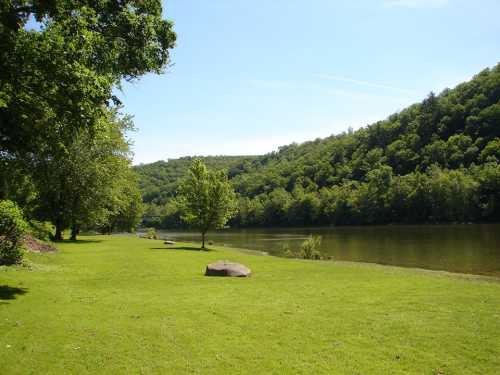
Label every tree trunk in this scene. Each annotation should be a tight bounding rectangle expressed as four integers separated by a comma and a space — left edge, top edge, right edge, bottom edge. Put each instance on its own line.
201, 231, 206, 249
54, 221, 63, 241
70, 225, 79, 241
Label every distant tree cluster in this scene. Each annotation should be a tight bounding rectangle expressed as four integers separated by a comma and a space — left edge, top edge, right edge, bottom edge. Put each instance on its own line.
138, 64, 500, 228
0, 1, 176, 246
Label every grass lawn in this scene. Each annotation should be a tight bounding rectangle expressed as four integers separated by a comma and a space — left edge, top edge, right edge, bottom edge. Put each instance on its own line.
1, 235, 499, 374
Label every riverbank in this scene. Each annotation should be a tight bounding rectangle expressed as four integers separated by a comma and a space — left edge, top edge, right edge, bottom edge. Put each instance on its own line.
152, 224, 500, 277
1, 235, 499, 374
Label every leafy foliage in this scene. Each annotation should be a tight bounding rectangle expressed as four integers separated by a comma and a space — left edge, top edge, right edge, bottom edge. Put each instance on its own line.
0, 1, 171, 240
28, 109, 143, 240
0, 1, 176, 157
177, 159, 237, 248
0, 0, 175, 240
299, 235, 323, 260
135, 156, 255, 206
27, 220, 54, 242
145, 228, 157, 240
0, 200, 27, 265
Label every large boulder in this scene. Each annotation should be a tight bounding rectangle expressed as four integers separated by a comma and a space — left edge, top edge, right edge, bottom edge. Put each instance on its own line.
205, 261, 251, 277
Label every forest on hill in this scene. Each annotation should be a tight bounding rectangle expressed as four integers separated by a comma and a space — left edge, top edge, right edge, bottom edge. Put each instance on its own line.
136, 156, 256, 204
136, 64, 500, 228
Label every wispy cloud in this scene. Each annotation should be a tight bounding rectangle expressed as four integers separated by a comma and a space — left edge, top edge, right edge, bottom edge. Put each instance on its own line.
247, 77, 415, 103
247, 79, 295, 90
323, 88, 413, 104
315, 74, 417, 95
382, 0, 450, 8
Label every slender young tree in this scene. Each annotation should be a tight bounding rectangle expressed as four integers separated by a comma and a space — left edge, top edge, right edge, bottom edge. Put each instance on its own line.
178, 159, 237, 249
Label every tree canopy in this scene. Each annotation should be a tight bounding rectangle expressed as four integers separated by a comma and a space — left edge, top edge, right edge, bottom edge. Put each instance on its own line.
30, 109, 142, 240
0, 1, 175, 242
1, 1, 176, 157
177, 159, 237, 248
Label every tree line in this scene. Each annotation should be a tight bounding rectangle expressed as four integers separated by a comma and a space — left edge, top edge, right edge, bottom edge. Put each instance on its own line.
138, 64, 500, 228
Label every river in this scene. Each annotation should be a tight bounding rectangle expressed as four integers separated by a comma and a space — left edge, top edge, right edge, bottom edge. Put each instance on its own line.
154, 224, 500, 277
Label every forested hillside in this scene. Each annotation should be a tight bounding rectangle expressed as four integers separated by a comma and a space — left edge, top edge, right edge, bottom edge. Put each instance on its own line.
137, 64, 500, 228
135, 156, 258, 227
135, 156, 257, 204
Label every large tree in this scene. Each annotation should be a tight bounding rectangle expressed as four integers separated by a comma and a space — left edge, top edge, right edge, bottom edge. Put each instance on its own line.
0, 1, 174, 238
1, 0, 176, 157
178, 159, 237, 249
32, 109, 141, 240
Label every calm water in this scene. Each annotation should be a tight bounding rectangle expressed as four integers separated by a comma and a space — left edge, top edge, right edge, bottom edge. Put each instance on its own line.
155, 225, 500, 277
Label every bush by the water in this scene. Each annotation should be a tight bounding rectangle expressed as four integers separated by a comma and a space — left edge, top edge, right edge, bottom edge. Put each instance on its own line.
282, 236, 327, 260
299, 235, 324, 260
0, 200, 28, 265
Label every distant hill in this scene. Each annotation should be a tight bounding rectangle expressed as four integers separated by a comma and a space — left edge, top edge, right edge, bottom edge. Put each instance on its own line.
134, 155, 258, 205
136, 63, 500, 228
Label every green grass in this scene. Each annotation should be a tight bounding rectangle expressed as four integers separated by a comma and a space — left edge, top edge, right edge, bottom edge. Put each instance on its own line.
1, 235, 499, 374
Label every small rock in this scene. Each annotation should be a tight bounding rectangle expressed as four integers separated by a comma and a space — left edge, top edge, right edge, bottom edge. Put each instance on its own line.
205, 261, 251, 277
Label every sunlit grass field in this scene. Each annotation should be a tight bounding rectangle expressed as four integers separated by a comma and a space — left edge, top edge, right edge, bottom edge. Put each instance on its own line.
1, 235, 499, 374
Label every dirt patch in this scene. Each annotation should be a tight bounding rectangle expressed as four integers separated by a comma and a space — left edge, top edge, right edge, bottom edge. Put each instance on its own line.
23, 235, 56, 253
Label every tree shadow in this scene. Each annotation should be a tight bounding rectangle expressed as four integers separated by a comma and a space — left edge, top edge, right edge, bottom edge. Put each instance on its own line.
0, 285, 28, 301
55, 239, 103, 245
150, 246, 212, 252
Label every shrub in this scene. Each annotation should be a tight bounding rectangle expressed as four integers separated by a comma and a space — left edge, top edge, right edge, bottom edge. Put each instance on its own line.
146, 227, 157, 240
299, 235, 323, 260
281, 243, 294, 258
28, 220, 54, 241
0, 200, 28, 265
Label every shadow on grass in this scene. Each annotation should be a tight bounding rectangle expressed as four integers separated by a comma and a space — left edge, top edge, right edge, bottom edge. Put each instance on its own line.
54, 239, 103, 245
0, 285, 28, 301
150, 246, 212, 252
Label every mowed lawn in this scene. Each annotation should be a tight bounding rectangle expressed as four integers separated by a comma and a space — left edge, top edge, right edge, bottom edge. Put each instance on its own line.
1, 236, 499, 374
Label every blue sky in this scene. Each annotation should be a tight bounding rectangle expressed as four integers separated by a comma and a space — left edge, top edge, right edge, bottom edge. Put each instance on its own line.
118, 0, 500, 164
